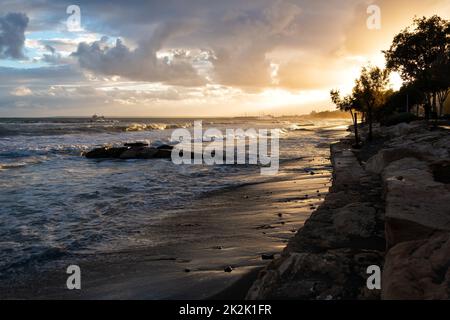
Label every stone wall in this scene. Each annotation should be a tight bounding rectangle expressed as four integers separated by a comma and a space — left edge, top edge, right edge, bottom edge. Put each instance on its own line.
366, 122, 450, 299
246, 121, 450, 300
246, 139, 385, 299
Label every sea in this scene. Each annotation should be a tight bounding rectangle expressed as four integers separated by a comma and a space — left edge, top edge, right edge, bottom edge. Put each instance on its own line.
0, 117, 349, 275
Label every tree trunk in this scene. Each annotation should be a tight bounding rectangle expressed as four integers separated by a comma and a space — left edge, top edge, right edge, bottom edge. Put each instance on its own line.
432, 91, 437, 114
368, 105, 373, 141
437, 89, 449, 117
354, 113, 359, 146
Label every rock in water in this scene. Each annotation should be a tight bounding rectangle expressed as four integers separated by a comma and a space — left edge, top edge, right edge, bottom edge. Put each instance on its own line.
224, 266, 233, 272
154, 148, 173, 158
85, 147, 128, 159
84, 142, 174, 160
119, 147, 158, 159
156, 144, 174, 150
124, 142, 149, 147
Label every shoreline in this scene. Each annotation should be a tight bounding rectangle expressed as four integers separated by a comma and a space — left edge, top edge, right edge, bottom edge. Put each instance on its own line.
247, 136, 385, 299
247, 121, 450, 300
0, 156, 333, 299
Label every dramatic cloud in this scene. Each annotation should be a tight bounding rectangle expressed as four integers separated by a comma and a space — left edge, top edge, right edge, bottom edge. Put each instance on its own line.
72, 23, 206, 86
207, 0, 303, 89
0, 0, 448, 116
0, 12, 29, 59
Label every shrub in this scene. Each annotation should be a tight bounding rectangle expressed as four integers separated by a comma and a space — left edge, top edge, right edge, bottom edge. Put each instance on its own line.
383, 112, 418, 126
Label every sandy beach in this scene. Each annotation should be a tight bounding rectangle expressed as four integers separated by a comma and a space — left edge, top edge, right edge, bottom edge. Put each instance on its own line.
0, 156, 333, 299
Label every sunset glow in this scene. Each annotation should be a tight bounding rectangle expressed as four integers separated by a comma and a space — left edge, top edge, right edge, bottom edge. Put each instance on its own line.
0, 1, 448, 117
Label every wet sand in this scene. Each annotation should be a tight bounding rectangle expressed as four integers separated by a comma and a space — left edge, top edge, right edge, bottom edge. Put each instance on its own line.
0, 157, 332, 299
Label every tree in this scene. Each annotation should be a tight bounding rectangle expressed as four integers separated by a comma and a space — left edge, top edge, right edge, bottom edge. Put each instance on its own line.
330, 89, 360, 145
352, 66, 390, 141
383, 82, 425, 116
429, 53, 450, 116
384, 15, 450, 117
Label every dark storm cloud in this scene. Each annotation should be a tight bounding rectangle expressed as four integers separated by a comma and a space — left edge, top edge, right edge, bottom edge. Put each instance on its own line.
0, 12, 29, 59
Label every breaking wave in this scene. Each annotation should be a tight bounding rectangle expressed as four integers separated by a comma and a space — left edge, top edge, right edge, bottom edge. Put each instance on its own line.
0, 120, 193, 137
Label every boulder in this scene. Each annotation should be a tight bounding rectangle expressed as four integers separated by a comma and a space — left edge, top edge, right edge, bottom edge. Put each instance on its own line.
156, 144, 174, 150
84, 142, 174, 160
382, 232, 450, 300
247, 249, 383, 300
365, 148, 434, 174
383, 157, 450, 248
381, 121, 426, 138
386, 130, 449, 157
119, 147, 158, 159
246, 139, 386, 300
333, 202, 379, 239
330, 143, 367, 192
85, 147, 128, 159
430, 160, 450, 184
153, 148, 173, 158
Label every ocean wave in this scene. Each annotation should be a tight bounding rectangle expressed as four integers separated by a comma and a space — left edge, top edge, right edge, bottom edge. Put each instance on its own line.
0, 121, 194, 137
125, 122, 192, 132
0, 155, 49, 170
285, 123, 315, 131
0, 162, 28, 170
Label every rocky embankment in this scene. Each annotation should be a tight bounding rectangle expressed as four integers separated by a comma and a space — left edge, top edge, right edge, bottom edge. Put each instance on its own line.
247, 121, 450, 300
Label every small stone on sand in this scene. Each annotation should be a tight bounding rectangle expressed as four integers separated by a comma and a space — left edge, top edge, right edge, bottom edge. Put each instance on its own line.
261, 253, 275, 260
224, 266, 233, 272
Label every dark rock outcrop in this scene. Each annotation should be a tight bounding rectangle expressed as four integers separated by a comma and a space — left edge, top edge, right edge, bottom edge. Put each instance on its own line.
119, 147, 158, 159
84, 146, 129, 159
84, 143, 174, 160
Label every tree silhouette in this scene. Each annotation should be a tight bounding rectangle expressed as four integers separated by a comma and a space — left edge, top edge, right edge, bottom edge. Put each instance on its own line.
330, 90, 360, 145
352, 66, 390, 141
384, 15, 450, 117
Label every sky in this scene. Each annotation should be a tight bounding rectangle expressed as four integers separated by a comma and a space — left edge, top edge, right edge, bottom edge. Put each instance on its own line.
0, 0, 448, 117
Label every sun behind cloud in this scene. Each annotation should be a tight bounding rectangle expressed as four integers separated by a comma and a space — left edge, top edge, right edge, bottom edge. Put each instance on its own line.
0, 0, 447, 116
